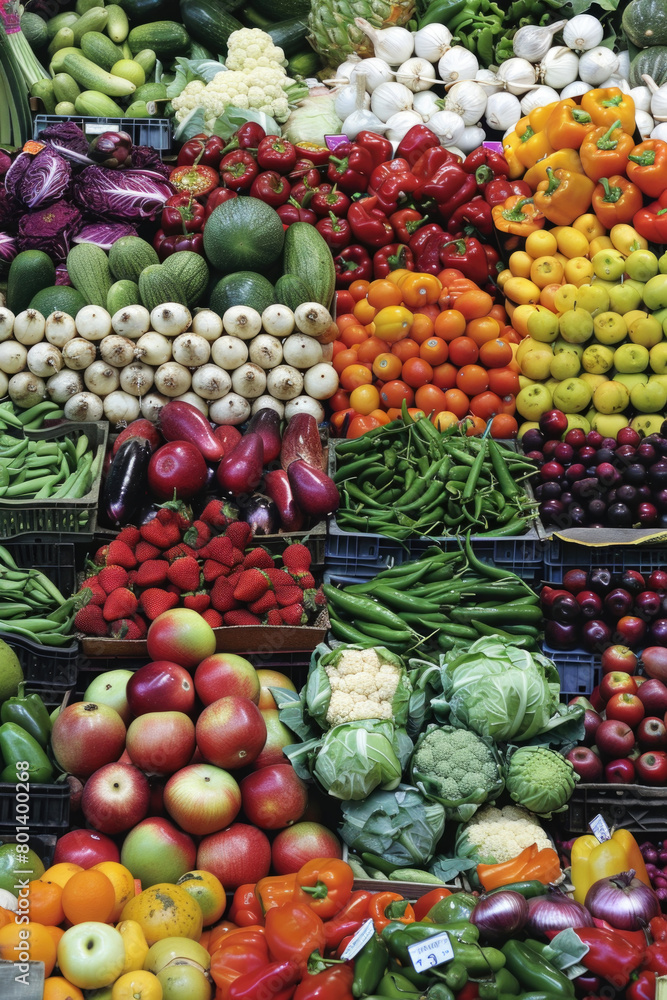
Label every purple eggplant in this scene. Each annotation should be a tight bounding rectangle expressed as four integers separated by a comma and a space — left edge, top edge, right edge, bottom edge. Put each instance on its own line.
216, 433, 264, 496
281, 413, 324, 471
247, 408, 282, 464
103, 436, 152, 526
287, 460, 339, 518
241, 495, 279, 535
160, 400, 224, 463
264, 469, 304, 531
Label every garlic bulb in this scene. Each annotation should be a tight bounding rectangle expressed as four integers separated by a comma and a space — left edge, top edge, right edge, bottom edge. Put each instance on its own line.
371, 81, 413, 122
520, 85, 560, 115
395, 57, 437, 92
355, 17, 413, 65
512, 20, 567, 62
444, 81, 486, 126
485, 92, 521, 132
384, 110, 424, 143
635, 110, 655, 137
599, 77, 631, 92
644, 75, 667, 121
560, 80, 592, 98
334, 79, 370, 119
353, 59, 393, 93
475, 69, 503, 94
651, 122, 667, 140
630, 86, 651, 113
496, 57, 537, 95
562, 14, 604, 51
342, 108, 387, 138
457, 125, 486, 153
617, 50, 630, 79
539, 47, 579, 89
414, 23, 452, 62
438, 46, 478, 85
331, 54, 362, 83
412, 90, 442, 118
427, 109, 465, 146
578, 47, 619, 86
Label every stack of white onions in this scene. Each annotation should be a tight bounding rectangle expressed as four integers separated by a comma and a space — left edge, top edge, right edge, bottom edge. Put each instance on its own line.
0, 300, 339, 428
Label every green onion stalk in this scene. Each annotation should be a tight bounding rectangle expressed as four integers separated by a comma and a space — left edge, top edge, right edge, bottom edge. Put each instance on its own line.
0, 17, 32, 147
0, 0, 48, 88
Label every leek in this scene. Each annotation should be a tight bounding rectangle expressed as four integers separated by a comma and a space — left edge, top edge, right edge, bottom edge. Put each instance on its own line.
0, 0, 47, 88
0, 18, 32, 147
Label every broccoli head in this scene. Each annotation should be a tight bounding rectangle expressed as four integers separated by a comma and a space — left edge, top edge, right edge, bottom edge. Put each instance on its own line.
410, 725, 504, 823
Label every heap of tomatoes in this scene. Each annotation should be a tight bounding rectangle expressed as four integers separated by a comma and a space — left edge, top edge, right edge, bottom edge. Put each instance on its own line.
330, 267, 522, 439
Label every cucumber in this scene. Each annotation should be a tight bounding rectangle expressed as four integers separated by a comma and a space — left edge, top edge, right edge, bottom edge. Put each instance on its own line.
275, 273, 312, 311
178, 0, 242, 54
107, 280, 140, 313
75, 91, 126, 116
105, 3, 129, 42
55, 101, 77, 115
71, 6, 108, 44
133, 48, 156, 75
7, 251, 56, 315
139, 264, 187, 311
282, 223, 335, 311
115, 0, 177, 26
49, 46, 80, 73
162, 252, 209, 308
121, 40, 133, 59
80, 30, 124, 70
52, 72, 81, 104
288, 49, 321, 78
109, 236, 159, 282
251, 0, 309, 17
21, 13, 49, 50
30, 79, 56, 114
63, 51, 137, 96
133, 81, 167, 101
66, 243, 114, 307
47, 27, 75, 57
266, 16, 308, 57
29, 286, 87, 317
46, 11, 79, 40
75, 0, 105, 14
124, 100, 150, 116
128, 20, 190, 58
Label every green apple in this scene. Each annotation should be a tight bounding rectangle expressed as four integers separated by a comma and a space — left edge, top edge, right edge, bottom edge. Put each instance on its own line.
58, 922, 126, 990
659, 251, 667, 275
613, 342, 650, 373
521, 348, 554, 380
550, 351, 581, 379
565, 413, 590, 434
157, 964, 212, 1000
554, 283, 579, 313
593, 379, 631, 414
576, 284, 610, 316
553, 338, 585, 359
593, 311, 628, 345
631, 414, 665, 435
591, 412, 630, 436
630, 380, 667, 413
649, 373, 667, 394
559, 308, 594, 344
144, 937, 210, 974
552, 377, 592, 413
642, 273, 667, 310
628, 314, 663, 349
579, 372, 608, 393
0, 844, 43, 893
515, 383, 553, 421
84, 669, 133, 725
544, 378, 562, 395
526, 309, 559, 343
614, 372, 649, 390
652, 306, 667, 332
608, 282, 643, 315
591, 277, 618, 292
625, 249, 659, 282
582, 344, 615, 374
592, 249, 626, 281
121, 817, 196, 888
517, 374, 535, 391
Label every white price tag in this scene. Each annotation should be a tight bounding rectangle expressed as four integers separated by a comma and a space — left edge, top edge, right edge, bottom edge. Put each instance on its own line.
408, 932, 454, 973
341, 919, 375, 961
84, 123, 113, 134
589, 814, 611, 842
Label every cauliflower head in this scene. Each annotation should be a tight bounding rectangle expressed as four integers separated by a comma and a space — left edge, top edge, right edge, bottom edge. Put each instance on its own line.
325, 647, 403, 727
456, 804, 553, 864
225, 27, 287, 72
411, 725, 504, 823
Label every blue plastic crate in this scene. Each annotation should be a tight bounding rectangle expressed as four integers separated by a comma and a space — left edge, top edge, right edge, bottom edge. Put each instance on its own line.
543, 642, 598, 703
544, 534, 667, 582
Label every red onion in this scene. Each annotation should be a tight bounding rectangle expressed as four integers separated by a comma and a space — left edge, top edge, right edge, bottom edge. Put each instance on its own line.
526, 888, 594, 938
658, 849, 667, 865
641, 842, 659, 865
584, 870, 661, 930
471, 891, 529, 943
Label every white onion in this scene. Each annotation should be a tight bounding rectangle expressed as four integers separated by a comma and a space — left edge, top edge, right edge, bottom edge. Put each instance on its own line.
84, 360, 120, 397
248, 334, 283, 369
211, 336, 248, 370
173, 391, 209, 416
208, 393, 251, 425
134, 332, 172, 366
27, 343, 62, 378
104, 390, 141, 427
294, 302, 333, 338
266, 365, 304, 400
223, 305, 262, 340
150, 303, 192, 336
64, 391, 104, 421
262, 304, 295, 338
46, 370, 84, 403
76, 305, 112, 341
251, 394, 284, 418
140, 392, 169, 422
62, 338, 96, 371
13, 309, 45, 346
191, 309, 223, 341
154, 362, 192, 397
99, 334, 135, 368
44, 311, 76, 348
119, 362, 154, 396
8, 372, 46, 408
191, 364, 232, 400
282, 334, 323, 369
0, 308, 14, 343
0, 341, 28, 374
171, 332, 211, 367
303, 363, 340, 400
231, 362, 267, 399
111, 305, 150, 338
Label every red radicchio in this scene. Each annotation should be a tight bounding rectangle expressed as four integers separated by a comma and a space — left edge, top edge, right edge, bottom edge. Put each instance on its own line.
73, 166, 174, 221
18, 200, 82, 262
38, 121, 89, 156
130, 146, 171, 180
0, 151, 11, 177
5, 147, 72, 209
73, 222, 137, 250
0, 189, 19, 230
0, 233, 18, 274
55, 265, 72, 286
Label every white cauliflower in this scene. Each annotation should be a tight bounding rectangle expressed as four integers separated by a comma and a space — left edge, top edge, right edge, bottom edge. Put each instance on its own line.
324, 648, 401, 727
225, 27, 287, 72
459, 804, 553, 863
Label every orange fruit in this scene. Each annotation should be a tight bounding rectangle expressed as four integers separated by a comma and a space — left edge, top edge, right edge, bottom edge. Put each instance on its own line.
177, 870, 226, 926
61, 869, 116, 925
121, 883, 203, 947
0, 921, 57, 975
91, 862, 136, 922
42, 863, 83, 889
43, 976, 84, 1000
23, 880, 64, 927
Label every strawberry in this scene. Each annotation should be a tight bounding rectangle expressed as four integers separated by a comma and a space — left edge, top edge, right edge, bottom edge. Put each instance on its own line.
135, 540, 162, 562
202, 608, 223, 628
225, 521, 252, 551
184, 519, 212, 550
199, 499, 231, 529
248, 591, 278, 615
166, 584, 182, 595
210, 578, 239, 614
115, 525, 141, 550
265, 609, 282, 626
106, 540, 138, 569
203, 559, 228, 584
94, 544, 109, 566
158, 497, 193, 530
223, 610, 261, 625
265, 568, 294, 589
97, 565, 129, 595
163, 543, 198, 563
296, 572, 316, 590
275, 585, 304, 608
243, 547, 274, 570
312, 586, 327, 607
230, 548, 245, 567
86, 584, 107, 607
103, 588, 138, 622
74, 604, 107, 636
183, 591, 211, 613
167, 556, 201, 593
227, 570, 242, 589
79, 574, 100, 590
140, 588, 179, 620
200, 536, 234, 566
134, 560, 168, 588
282, 543, 311, 573
109, 617, 145, 640
140, 514, 180, 549
233, 569, 270, 603
279, 603, 307, 626
130, 614, 148, 638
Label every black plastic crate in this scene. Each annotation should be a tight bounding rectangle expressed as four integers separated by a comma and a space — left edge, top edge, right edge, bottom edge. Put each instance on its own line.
0, 782, 69, 835
34, 114, 171, 152
544, 535, 667, 582
543, 643, 598, 704
3, 534, 77, 596
565, 784, 667, 834
1, 632, 78, 704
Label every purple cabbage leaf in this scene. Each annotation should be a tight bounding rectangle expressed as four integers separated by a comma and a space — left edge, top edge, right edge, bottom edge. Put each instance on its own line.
5, 147, 72, 210
38, 121, 90, 157
130, 146, 171, 180
18, 200, 83, 262
74, 166, 174, 222
73, 222, 137, 250
0, 232, 18, 275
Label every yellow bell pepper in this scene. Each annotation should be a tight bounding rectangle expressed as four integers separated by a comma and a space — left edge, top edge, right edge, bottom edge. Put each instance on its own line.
502, 131, 524, 180
516, 129, 555, 170
524, 149, 584, 192
529, 100, 561, 133
571, 829, 651, 905
533, 168, 595, 226
116, 919, 149, 974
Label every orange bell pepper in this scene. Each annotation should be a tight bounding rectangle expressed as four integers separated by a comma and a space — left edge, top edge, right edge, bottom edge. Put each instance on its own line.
515, 127, 555, 170
369, 891, 415, 932
546, 101, 596, 150
477, 844, 539, 891
523, 148, 583, 191
295, 858, 354, 920
254, 874, 298, 915
521, 847, 562, 885
528, 100, 562, 133
534, 167, 595, 225
581, 86, 636, 135
264, 901, 326, 972
592, 175, 644, 227
502, 131, 524, 180
492, 196, 545, 236
626, 138, 667, 198
580, 120, 635, 182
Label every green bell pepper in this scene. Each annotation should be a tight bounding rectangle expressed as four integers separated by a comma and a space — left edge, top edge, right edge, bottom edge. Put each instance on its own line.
382, 921, 477, 965
0, 722, 53, 783
428, 986, 456, 1000
488, 881, 546, 900
353, 932, 389, 998
501, 941, 575, 997
376, 971, 423, 998
0, 683, 51, 748
388, 958, 431, 990
495, 968, 521, 994
426, 893, 477, 923
437, 960, 468, 992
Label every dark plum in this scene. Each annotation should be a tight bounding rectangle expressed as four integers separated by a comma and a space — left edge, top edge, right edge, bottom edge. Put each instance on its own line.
637, 442, 657, 465
639, 503, 659, 527
572, 477, 600, 499
601, 437, 617, 449
541, 481, 563, 499
587, 431, 603, 447
587, 568, 612, 594
566, 463, 587, 482
656, 438, 667, 457
636, 591, 662, 619
651, 619, 667, 645
660, 513, 667, 529
615, 444, 637, 461
568, 504, 587, 526
525, 450, 545, 466
582, 619, 612, 651
578, 446, 597, 463
521, 428, 545, 451
618, 427, 641, 447
656, 489, 667, 511
595, 448, 616, 465
607, 502, 634, 527
551, 593, 581, 623
540, 499, 566, 525
607, 488, 618, 504
541, 461, 565, 482
649, 462, 667, 490
588, 498, 607, 520
563, 568, 588, 594
577, 590, 604, 618
617, 484, 638, 506
624, 464, 648, 485
544, 620, 579, 649
533, 484, 545, 500
543, 440, 560, 458
565, 429, 586, 448
596, 463, 620, 486
561, 491, 573, 506
554, 442, 574, 464
637, 485, 653, 501
604, 588, 634, 618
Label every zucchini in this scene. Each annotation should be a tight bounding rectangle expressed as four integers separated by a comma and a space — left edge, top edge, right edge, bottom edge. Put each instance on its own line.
52, 73, 81, 104
133, 81, 167, 101
266, 16, 308, 57
67, 243, 114, 308
288, 49, 321, 78
282, 223, 335, 311
71, 6, 108, 45
127, 20, 190, 58
133, 48, 156, 75
63, 50, 137, 96
30, 79, 56, 114
115, 0, 180, 26
241, 6, 272, 28
55, 101, 77, 115
20, 13, 49, 50
138, 264, 187, 311
46, 11, 79, 40
105, 3, 129, 42
47, 27, 75, 58
7, 251, 56, 315
80, 30, 124, 70
107, 280, 140, 313
178, 0, 243, 54
251, 0, 309, 17
124, 100, 150, 116
75, 0, 105, 13
186, 40, 214, 59
74, 90, 126, 115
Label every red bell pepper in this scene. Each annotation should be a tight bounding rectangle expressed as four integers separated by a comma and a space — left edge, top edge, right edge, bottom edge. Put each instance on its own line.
591, 919, 647, 951
228, 959, 301, 1000
396, 123, 440, 167
293, 964, 354, 1000
456, 983, 480, 1000
290, 180, 319, 208
633, 198, 667, 243
570, 927, 645, 989
373, 242, 415, 279
169, 163, 219, 197
390, 208, 427, 243
483, 242, 501, 276
463, 146, 510, 190
153, 230, 204, 260
257, 136, 298, 173
222, 122, 266, 154
409, 222, 446, 274
228, 884, 264, 926
347, 195, 394, 248
265, 901, 326, 972
205, 187, 237, 218
161, 193, 205, 235
413, 888, 452, 923
650, 917, 667, 942
439, 237, 490, 285
177, 133, 226, 168
327, 143, 373, 194
316, 212, 352, 251
335, 290, 355, 315
484, 176, 533, 207
290, 164, 321, 188
628, 970, 656, 1000
356, 130, 393, 169
412, 146, 458, 190
375, 171, 420, 214
220, 150, 258, 191
430, 167, 478, 219
334, 245, 372, 287
311, 186, 350, 218
447, 197, 493, 236
250, 170, 292, 207
323, 890, 374, 950
370, 158, 411, 193
293, 142, 331, 166
641, 943, 667, 976
572, 972, 601, 996
277, 201, 317, 225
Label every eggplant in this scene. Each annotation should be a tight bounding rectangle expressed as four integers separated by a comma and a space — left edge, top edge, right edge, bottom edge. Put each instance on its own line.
103, 436, 152, 526
280, 413, 324, 471
247, 408, 282, 464
287, 460, 339, 518
216, 433, 264, 495
241, 495, 279, 535
160, 400, 224, 463
264, 469, 304, 532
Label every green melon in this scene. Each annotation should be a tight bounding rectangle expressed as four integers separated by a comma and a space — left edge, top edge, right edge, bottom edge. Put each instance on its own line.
203, 196, 285, 275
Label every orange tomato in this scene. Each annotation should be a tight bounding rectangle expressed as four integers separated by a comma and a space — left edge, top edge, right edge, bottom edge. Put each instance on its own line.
367, 279, 404, 309
340, 323, 369, 348
336, 314, 359, 332
488, 367, 520, 396
401, 357, 434, 388
479, 338, 513, 369
498, 393, 517, 415
460, 415, 487, 436
432, 410, 459, 430
415, 384, 448, 414
372, 353, 402, 380
454, 289, 494, 319
419, 337, 449, 365
349, 279, 370, 301
488, 303, 508, 325
330, 408, 355, 434
400, 272, 442, 307
448, 336, 479, 367
431, 362, 458, 390
470, 390, 503, 420
347, 415, 381, 438
490, 413, 519, 438
373, 305, 413, 343
333, 348, 359, 375
340, 363, 372, 391
380, 380, 414, 409
329, 389, 351, 412
368, 409, 391, 425
443, 388, 470, 418
456, 364, 489, 396
434, 308, 467, 342
391, 338, 420, 362
410, 312, 436, 344
437, 267, 465, 284
350, 384, 380, 415
467, 315, 501, 347
356, 335, 387, 364
353, 298, 376, 325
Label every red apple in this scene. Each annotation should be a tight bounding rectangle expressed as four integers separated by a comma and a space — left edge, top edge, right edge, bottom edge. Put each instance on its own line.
637, 717, 667, 750
589, 686, 605, 713
582, 709, 602, 747
605, 758, 636, 783
595, 718, 636, 759
196, 823, 271, 890
240, 764, 308, 830
252, 710, 295, 769
271, 822, 343, 875
146, 608, 216, 669
81, 762, 151, 835
148, 441, 208, 500
600, 645, 638, 676
120, 817, 196, 887
641, 647, 667, 683
196, 696, 266, 770
83, 669, 134, 725
566, 746, 604, 782
256, 669, 297, 711
53, 829, 120, 868
638, 678, 667, 717
51, 702, 127, 778
126, 661, 195, 716
605, 692, 645, 729
614, 616, 647, 648
599, 671, 638, 703
635, 751, 667, 785
126, 711, 196, 776
194, 653, 260, 706
163, 763, 242, 835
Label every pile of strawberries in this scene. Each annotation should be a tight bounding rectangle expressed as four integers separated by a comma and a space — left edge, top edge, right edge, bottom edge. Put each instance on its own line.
74, 500, 324, 639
